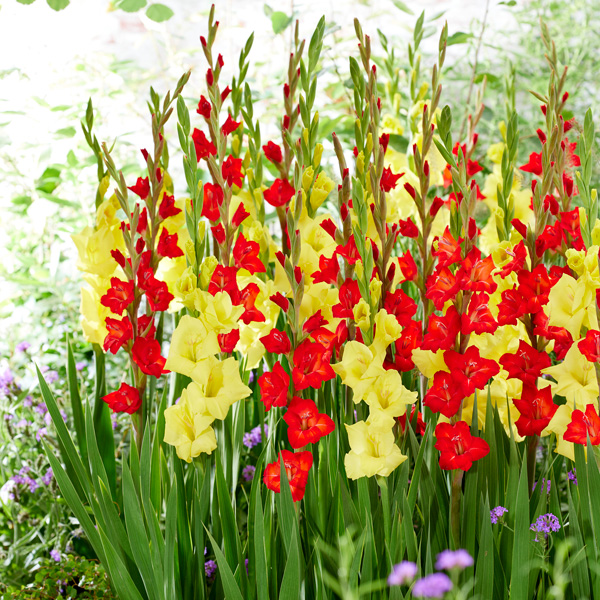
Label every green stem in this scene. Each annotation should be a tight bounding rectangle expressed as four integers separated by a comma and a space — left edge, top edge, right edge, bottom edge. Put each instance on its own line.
377, 476, 392, 569
527, 435, 539, 495
450, 470, 464, 548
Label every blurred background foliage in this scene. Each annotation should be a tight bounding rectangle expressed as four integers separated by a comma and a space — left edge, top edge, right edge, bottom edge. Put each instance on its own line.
1, 0, 599, 593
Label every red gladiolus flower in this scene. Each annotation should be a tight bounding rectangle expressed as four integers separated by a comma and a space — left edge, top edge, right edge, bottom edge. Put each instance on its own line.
239, 283, 266, 324
456, 248, 497, 293
303, 310, 328, 334
519, 152, 543, 176
386, 321, 421, 372
221, 114, 241, 136
336, 236, 361, 265
103, 316, 133, 354
579, 330, 600, 363
232, 203, 250, 228
137, 315, 156, 338
283, 397, 335, 449
425, 267, 460, 310
311, 254, 340, 285
497, 241, 527, 278
536, 223, 563, 256
513, 384, 557, 437
321, 218, 339, 240
233, 234, 265, 274
497, 288, 527, 326
432, 228, 463, 267
202, 183, 224, 222
435, 421, 490, 471
192, 128, 217, 161
138, 272, 174, 312
292, 339, 335, 391
258, 362, 290, 411
157, 228, 184, 259
533, 311, 573, 360
208, 266, 240, 302
264, 178, 295, 207
380, 166, 403, 192
270, 292, 290, 312
218, 328, 240, 354
398, 250, 418, 282
262, 141, 283, 164
399, 404, 426, 436
260, 328, 291, 354
103, 382, 141, 414
444, 346, 500, 396
263, 449, 313, 502
564, 404, 600, 445
197, 95, 211, 119
131, 336, 167, 378
424, 371, 463, 418
211, 224, 226, 244
398, 217, 419, 238
128, 176, 150, 199
517, 265, 552, 314
383, 289, 417, 327
222, 155, 244, 188
421, 306, 460, 352
332, 278, 361, 318
101, 278, 135, 315
461, 293, 497, 335
499, 340, 551, 385
159, 194, 181, 220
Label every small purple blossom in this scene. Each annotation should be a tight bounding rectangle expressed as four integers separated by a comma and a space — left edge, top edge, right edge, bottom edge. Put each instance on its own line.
490, 506, 508, 524
16, 418, 29, 428
42, 468, 53, 486
530, 513, 561, 541
76, 361, 86, 371
36, 427, 48, 442
16, 341, 31, 353
243, 425, 268, 449
435, 549, 473, 571
568, 469, 577, 485
245, 558, 249, 574
388, 561, 418, 586
23, 396, 33, 408
50, 549, 61, 562
45, 370, 59, 384
248, 371, 255, 384
111, 413, 118, 430
532, 478, 551, 494
35, 403, 48, 416
242, 465, 256, 482
0, 368, 15, 395
205, 559, 217, 578
412, 573, 453, 598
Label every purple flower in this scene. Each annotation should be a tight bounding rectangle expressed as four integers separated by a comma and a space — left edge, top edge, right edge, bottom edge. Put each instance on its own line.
45, 370, 59, 384
35, 403, 48, 416
532, 478, 551, 494
23, 396, 33, 408
412, 573, 453, 598
568, 469, 577, 485
16, 418, 29, 428
248, 371, 255, 384
76, 361, 86, 372
0, 368, 15, 395
242, 465, 256, 482
205, 559, 217, 578
36, 427, 48, 442
16, 341, 31, 353
42, 468, 53, 486
388, 561, 418, 586
435, 549, 473, 571
245, 558, 249, 574
50, 549, 61, 562
243, 425, 268, 449
530, 513, 561, 539
111, 413, 118, 430
490, 506, 508, 524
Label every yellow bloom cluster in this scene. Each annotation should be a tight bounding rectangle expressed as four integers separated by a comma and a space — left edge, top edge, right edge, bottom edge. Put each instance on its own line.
333, 310, 416, 479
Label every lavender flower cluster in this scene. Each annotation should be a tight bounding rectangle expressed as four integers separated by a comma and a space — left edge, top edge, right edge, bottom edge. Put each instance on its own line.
10, 466, 53, 497
243, 424, 268, 449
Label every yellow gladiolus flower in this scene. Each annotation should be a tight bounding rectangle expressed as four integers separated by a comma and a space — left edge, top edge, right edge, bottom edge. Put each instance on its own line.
79, 285, 109, 346
194, 290, 244, 335
308, 172, 335, 212
365, 370, 417, 418
370, 309, 402, 356
546, 274, 594, 338
353, 298, 371, 333
164, 395, 217, 462
71, 225, 122, 279
164, 315, 220, 377
344, 417, 407, 479
188, 356, 251, 420
542, 344, 600, 410
332, 341, 386, 402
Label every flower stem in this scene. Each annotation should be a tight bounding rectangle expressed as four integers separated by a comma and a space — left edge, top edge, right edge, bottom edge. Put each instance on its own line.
450, 469, 464, 547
